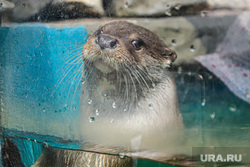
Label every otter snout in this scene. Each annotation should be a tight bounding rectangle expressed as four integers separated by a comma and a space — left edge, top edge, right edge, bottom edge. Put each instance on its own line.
95, 35, 118, 50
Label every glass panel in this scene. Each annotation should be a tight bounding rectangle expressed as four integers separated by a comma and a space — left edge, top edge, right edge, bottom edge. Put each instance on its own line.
1, 1, 250, 166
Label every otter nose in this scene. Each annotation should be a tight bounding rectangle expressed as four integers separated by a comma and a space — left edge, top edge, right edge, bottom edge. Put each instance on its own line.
95, 35, 118, 50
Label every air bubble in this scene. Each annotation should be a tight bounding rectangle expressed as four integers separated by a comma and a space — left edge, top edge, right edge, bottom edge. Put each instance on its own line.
171, 39, 176, 46
229, 104, 237, 112
190, 45, 195, 52
149, 104, 153, 109
118, 152, 125, 159
88, 99, 92, 104
96, 109, 99, 115
210, 112, 215, 119
89, 117, 95, 122
112, 102, 116, 108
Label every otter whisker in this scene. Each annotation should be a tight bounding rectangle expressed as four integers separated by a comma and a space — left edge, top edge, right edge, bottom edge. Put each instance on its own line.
122, 60, 143, 97
124, 68, 138, 101
136, 66, 155, 88
66, 62, 83, 107
123, 73, 129, 103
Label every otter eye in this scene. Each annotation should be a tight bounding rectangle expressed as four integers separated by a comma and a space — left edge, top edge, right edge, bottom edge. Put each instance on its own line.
96, 29, 103, 36
131, 40, 143, 50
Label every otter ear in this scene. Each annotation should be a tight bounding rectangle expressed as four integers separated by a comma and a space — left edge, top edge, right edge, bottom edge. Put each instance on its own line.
161, 48, 177, 67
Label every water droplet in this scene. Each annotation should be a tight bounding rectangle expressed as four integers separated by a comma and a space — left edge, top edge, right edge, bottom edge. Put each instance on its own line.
43, 108, 46, 112
201, 11, 207, 17
152, 83, 156, 91
43, 142, 49, 148
118, 152, 125, 159
88, 99, 92, 104
229, 104, 237, 112
89, 117, 95, 122
96, 109, 99, 115
178, 67, 182, 74
165, 9, 172, 16
73, 106, 76, 110
81, 78, 85, 84
210, 112, 215, 119
208, 74, 213, 80
201, 98, 206, 106
174, 4, 181, 10
111, 119, 114, 123
198, 74, 203, 80
124, 2, 129, 8
149, 104, 153, 109
245, 90, 250, 98
112, 102, 116, 108
152, 87, 156, 91
190, 45, 195, 52
171, 39, 176, 46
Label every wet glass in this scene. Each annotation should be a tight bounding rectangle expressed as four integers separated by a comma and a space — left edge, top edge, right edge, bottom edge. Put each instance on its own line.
1, 0, 250, 166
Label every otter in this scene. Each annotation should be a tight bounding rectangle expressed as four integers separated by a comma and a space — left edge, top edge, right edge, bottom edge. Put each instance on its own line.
5, 21, 184, 167
79, 21, 184, 149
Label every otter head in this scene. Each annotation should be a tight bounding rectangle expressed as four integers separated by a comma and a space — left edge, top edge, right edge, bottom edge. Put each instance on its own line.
83, 21, 176, 71
82, 21, 177, 101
